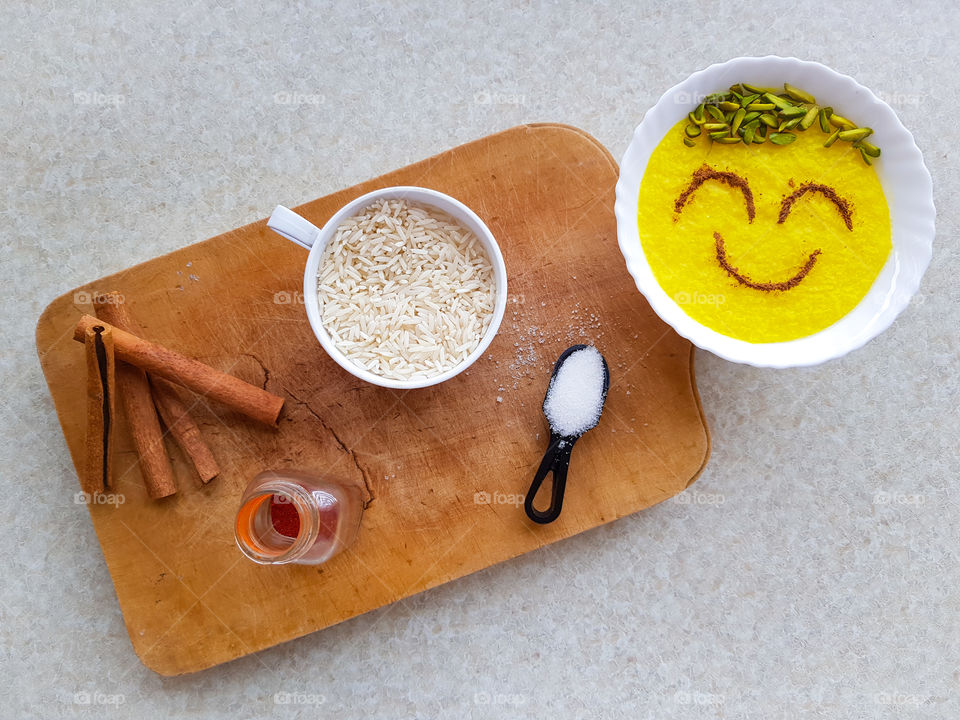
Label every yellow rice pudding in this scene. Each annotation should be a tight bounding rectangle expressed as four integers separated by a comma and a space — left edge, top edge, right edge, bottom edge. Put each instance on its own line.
636, 119, 891, 343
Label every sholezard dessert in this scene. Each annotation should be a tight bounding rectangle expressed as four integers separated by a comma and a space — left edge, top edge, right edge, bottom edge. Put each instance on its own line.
637, 82, 891, 343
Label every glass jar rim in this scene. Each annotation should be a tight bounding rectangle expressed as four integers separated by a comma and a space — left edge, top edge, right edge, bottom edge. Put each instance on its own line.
235, 479, 320, 564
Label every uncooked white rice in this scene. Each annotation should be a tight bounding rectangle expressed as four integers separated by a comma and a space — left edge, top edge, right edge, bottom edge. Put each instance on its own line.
317, 199, 496, 380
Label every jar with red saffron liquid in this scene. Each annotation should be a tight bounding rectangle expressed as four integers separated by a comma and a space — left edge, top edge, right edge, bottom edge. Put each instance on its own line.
235, 470, 363, 565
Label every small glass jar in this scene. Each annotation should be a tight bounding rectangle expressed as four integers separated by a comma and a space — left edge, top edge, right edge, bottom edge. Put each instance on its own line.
235, 470, 363, 565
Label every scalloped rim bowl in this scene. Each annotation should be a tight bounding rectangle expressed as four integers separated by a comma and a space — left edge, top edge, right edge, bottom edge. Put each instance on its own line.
615, 56, 935, 367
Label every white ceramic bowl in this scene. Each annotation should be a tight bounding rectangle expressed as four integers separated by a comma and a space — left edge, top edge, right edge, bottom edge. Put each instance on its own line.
615, 56, 935, 367
268, 186, 507, 389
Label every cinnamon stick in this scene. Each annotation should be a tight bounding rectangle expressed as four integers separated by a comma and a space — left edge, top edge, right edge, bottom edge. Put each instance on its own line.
94, 292, 220, 485
83, 324, 115, 495
73, 314, 284, 427
115, 357, 177, 499
93, 297, 177, 498
151, 376, 220, 484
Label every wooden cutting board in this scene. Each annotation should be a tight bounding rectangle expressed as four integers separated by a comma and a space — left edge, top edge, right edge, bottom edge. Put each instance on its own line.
36, 124, 710, 675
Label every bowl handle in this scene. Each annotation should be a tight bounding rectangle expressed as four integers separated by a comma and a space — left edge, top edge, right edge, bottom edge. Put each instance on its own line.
267, 205, 321, 250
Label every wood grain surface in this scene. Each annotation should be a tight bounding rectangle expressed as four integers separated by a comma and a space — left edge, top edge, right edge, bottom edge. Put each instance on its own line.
35, 124, 710, 675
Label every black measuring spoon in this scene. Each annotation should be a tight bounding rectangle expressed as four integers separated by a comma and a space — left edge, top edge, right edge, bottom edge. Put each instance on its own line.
524, 344, 610, 525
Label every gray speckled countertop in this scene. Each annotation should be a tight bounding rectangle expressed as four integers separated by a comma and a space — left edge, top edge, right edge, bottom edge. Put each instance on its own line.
3, 1, 958, 717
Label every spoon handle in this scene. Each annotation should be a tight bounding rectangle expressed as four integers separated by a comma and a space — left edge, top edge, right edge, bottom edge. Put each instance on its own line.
524, 434, 575, 524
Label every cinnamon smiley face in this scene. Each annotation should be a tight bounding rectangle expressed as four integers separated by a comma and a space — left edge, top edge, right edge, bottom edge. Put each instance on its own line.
636, 120, 892, 343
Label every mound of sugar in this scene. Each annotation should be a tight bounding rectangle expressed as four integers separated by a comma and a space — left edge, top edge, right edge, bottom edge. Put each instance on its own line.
543, 346, 606, 437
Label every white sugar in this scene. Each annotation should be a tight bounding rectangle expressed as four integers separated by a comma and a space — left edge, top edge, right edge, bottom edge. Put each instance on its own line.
543, 346, 606, 437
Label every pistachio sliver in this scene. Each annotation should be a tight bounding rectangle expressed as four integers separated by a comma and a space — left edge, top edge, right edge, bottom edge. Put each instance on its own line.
742, 111, 761, 123
683, 136, 697, 147
769, 132, 797, 145
708, 130, 730, 140
741, 82, 771, 95
823, 128, 842, 147
759, 113, 779, 128
714, 137, 741, 144
763, 93, 796, 110
858, 140, 881, 158
730, 108, 746, 135
779, 105, 807, 118
746, 102, 776, 111
688, 111, 705, 126
838, 127, 873, 142
694, 103, 706, 122
706, 105, 726, 122
703, 123, 729, 131
859, 147, 873, 165
717, 101, 740, 112
743, 125, 756, 144
741, 93, 760, 106
829, 114, 856, 130
818, 107, 833, 133
783, 83, 816, 104
779, 117, 802, 131
799, 106, 819, 130
685, 124, 702, 138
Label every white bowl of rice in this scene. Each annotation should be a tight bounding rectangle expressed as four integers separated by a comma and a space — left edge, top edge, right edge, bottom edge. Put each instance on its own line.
267, 187, 507, 389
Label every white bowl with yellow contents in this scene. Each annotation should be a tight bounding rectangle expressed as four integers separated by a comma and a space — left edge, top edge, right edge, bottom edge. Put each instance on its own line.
615, 56, 935, 367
